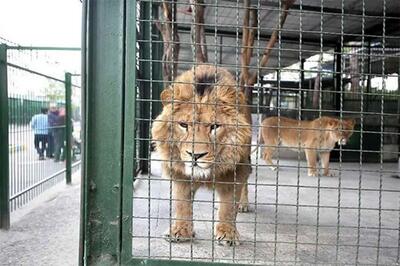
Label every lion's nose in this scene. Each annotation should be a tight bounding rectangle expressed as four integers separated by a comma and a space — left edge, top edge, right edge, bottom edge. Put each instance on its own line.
186, 151, 208, 161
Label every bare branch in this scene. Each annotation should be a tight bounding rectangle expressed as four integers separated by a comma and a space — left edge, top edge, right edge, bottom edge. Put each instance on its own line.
246, 9, 258, 66
248, 0, 295, 85
240, 0, 250, 87
158, 0, 180, 83
350, 53, 359, 91
190, 0, 208, 63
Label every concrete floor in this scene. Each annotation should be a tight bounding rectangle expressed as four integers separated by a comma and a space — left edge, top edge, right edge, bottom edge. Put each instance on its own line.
132, 153, 400, 265
0, 173, 80, 266
0, 156, 398, 265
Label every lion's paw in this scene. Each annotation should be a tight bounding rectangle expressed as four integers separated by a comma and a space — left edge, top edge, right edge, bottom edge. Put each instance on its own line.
164, 223, 195, 243
238, 203, 250, 213
215, 223, 240, 246
269, 166, 277, 171
308, 171, 318, 177
323, 171, 335, 177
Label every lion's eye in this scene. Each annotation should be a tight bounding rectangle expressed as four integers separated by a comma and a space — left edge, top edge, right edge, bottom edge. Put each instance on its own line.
210, 124, 220, 132
179, 122, 188, 129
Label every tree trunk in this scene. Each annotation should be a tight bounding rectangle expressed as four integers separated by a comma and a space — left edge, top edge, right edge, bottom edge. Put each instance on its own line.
313, 72, 321, 109
190, 0, 208, 63
240, 0, 258, 88
247, 0, 296, 86
313, 54, 323, 109
350, 52, 359, 91
156, 0, 180, 83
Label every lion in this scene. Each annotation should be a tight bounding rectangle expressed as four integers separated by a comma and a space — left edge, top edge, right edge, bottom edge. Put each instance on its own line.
259, 116, 355, 176
151, 65, 252, 246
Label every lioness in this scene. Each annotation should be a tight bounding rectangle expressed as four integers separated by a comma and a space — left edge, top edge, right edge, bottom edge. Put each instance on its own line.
152, 65, 252, 246
260, 116, 355, 176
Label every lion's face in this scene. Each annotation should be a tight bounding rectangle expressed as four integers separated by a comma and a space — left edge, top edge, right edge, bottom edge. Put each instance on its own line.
152, 65, 251, 179
174, 104, 238, 178
327, 118, 356, 145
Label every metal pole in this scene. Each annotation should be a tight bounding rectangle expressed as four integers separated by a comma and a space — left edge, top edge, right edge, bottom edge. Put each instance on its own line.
0, 44, 10, 229
396, 57, 400, 178
335, 43, 342, 112
300, 58, 305, 116
121, 0, 137, 261
79, 0, 87, 263
366, 42, 372, 112
81, 0, 134, 264
65, 72, 72, 184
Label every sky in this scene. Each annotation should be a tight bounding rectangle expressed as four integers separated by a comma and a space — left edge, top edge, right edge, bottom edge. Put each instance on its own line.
0, 0, 81, 47
0, 0, 82, 101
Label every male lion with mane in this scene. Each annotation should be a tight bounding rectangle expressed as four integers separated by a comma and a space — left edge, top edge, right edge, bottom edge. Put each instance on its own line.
260, 116, 355, 176
152, 65, 252, 246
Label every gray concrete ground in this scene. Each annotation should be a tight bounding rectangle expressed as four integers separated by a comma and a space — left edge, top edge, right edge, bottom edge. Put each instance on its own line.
0, 172, 80, 266
1, 158, 398, 265
133, 153, 400, 265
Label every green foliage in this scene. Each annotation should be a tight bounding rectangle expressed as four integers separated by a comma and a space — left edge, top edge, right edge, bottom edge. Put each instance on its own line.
42, 80, 65, 102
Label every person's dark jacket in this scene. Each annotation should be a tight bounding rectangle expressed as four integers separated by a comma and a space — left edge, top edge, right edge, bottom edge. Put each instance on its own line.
48, 110, 59, 129
55, 114, 66, 127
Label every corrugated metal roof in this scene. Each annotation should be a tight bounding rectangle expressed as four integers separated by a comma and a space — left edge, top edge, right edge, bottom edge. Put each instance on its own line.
169, 0, 400, 73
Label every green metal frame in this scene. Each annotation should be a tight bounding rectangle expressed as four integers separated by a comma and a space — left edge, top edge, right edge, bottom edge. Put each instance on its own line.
80, 0, 134, 264
121, 0, 137, 263
0, 44, 10, 229
65, 72, 72, 184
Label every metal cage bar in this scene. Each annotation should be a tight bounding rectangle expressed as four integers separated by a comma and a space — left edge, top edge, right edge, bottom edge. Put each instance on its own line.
0, 44, 10, 229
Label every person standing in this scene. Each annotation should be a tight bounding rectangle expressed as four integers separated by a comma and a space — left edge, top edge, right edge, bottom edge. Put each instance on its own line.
47, 105, 59, 158
53, 107, 66, 162
31, 107, 49, 160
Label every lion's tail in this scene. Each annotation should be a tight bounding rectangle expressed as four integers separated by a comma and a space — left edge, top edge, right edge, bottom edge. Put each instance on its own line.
251, 126, 264, 154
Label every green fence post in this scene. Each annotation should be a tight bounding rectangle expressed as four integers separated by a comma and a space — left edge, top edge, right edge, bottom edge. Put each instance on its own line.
81, 0, 134, 264
65, 72, 72, 184
120, 0, 136, 263
0, 44, 10, 229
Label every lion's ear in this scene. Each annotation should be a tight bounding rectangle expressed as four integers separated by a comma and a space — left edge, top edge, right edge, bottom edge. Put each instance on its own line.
328, 119, 339, 128
238, 91, 247, 105
160, 87, 173, 106
345, 118, 356, 128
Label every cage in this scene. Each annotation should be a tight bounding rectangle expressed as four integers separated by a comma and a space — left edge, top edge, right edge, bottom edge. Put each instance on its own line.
80, 0, 400, 265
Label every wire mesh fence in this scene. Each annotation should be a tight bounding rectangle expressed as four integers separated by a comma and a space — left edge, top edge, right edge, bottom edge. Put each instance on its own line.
0, 45, 81, 226
129, 0, 400, 264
